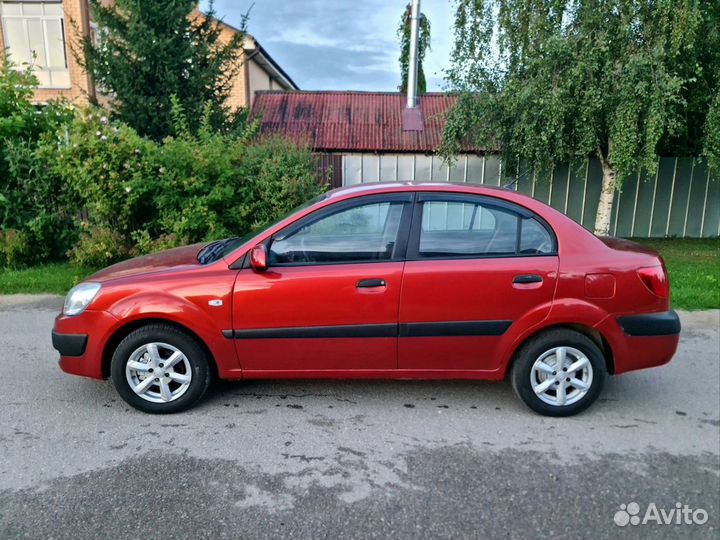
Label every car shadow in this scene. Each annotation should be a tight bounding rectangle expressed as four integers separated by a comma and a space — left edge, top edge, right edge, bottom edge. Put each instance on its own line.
199, 376, 523, 413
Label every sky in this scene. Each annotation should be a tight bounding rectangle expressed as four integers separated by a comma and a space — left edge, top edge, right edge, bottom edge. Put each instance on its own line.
201, 0, 455, 92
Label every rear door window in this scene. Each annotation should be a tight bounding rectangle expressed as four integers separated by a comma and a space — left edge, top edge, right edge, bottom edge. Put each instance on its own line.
414, 196, 555, 258
418, 201, 519, 257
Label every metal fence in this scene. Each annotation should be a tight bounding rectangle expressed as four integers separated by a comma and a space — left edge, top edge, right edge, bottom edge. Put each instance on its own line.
340, 153, 719, 238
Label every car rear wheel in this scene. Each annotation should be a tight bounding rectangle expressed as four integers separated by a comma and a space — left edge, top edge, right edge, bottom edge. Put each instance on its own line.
110, 324, 212, 413
511, 329, 606, 416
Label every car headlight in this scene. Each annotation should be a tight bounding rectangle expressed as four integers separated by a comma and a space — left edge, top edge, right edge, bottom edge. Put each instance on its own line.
63, 283, 101, 316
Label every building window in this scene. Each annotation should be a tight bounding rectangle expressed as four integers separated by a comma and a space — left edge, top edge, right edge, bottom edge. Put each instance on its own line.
1, 1, 70, 88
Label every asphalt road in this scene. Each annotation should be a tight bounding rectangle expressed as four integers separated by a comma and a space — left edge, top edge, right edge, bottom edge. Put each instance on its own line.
0, 295, 718, 540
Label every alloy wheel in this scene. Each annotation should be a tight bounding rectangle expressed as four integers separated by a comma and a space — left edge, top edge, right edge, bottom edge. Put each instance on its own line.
125, 342, 192, 403
530, 346, 593, 407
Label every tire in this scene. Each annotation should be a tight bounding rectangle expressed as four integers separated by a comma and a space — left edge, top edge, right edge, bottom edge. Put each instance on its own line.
510, 329, 606, 417
110, 323, 212, 413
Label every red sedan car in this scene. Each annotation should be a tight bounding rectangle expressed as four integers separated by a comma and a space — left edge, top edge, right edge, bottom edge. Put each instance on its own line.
52, 183, 680, 416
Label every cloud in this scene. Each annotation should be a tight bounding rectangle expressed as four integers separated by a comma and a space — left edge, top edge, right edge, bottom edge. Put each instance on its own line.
263, 43, 398, 91
203, 0, 453, 91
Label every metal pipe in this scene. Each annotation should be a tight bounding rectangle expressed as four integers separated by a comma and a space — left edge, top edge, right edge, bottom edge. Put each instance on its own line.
406, 0, 421, 109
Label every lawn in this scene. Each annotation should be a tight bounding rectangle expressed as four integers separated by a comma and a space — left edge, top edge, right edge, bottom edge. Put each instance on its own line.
0, 263, 97, 295
634, 238, 719, 311
0, 238, 717, 309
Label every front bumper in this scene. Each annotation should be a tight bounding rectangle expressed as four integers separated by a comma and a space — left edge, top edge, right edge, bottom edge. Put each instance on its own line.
51, 331, 88, 356
52, 309, 120, 379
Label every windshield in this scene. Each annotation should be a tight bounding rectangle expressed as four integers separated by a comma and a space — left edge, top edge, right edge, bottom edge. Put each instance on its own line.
196, 193, 329, 265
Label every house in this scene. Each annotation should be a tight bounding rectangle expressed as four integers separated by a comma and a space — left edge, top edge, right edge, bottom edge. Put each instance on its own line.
0, 0, 297, 107
251, 90, 498, 189
194, 12, 298, 109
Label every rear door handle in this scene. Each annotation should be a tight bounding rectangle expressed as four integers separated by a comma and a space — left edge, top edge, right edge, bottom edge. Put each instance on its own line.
513, 274, 543, 284
357, 279, 386, 288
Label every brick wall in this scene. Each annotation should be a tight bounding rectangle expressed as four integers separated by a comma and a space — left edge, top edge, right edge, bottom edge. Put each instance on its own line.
211, 20, 250, 111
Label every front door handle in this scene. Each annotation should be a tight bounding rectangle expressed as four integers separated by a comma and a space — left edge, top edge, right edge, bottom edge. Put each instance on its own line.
513, 274, 543, 284
357, 279, 386, 288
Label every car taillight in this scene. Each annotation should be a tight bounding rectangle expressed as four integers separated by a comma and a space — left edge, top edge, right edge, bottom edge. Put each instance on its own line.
637, 266, 669, 298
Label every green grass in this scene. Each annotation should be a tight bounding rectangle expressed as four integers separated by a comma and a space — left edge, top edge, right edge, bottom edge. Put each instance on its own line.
0, 238, 717, 309
634, 238, 719, 311
0, 263, 96, 295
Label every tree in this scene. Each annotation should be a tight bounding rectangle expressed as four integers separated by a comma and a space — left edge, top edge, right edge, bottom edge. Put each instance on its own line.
705, 88, 720, 173
441, 1, 717, 235
659, 3, 720, 160
398, 3, 431, 95
82, 0, 245, 140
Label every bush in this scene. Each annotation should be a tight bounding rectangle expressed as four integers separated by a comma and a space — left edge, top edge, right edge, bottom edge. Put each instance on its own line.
1, 64, 327, 269
45, 109, 159, 239
130, 230, 185, 256
152, 101, 327, 244
237, 136, 329, 229
67, 226, 129, 267
0, 229, 29, 268
1, 60, 76, 266
4, 139, 79, 263
155, 132, 325, 244
42, 106, 326, 266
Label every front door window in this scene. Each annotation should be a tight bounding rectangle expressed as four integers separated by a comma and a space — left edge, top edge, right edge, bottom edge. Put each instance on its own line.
269, 201, 405, 265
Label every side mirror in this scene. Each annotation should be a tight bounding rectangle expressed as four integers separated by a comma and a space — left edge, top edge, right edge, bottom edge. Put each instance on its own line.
249, 244, 268, 272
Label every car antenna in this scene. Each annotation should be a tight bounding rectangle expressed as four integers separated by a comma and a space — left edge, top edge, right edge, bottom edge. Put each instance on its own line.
502, 167, 531, 190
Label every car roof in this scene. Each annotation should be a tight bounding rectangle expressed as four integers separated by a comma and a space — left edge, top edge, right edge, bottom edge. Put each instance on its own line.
325, 181, 513, 200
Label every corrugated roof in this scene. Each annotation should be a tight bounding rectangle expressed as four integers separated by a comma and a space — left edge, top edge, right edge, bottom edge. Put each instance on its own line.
250, 91, 481, 153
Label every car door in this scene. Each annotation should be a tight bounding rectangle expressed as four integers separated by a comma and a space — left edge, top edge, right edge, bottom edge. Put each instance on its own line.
398, 193, 558, 372
231, 194, 413, 372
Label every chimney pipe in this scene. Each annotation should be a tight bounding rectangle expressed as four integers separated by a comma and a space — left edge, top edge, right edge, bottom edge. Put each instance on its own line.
402, 0, 424, 131
406, 0, 421, 109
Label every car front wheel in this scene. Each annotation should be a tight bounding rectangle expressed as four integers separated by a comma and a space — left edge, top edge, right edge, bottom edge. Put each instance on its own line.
511, 329, 606, 416
110, 324, 212, 413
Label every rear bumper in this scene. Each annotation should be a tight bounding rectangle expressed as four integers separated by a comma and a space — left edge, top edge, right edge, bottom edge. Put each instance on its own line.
616, 310, 681, 336
598, 310, 681, 375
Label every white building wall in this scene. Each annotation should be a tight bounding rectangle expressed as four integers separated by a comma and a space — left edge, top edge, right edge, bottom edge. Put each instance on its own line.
342, 153, 504, 186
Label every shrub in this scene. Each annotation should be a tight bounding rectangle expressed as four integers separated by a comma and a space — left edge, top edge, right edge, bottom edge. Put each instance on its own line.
0, 61, 76, 266
153, 102, 327, 244
237, 136, 329, 229
130, 230, 185, 256
3, 139, 79, 263
155, 132, 326, 244
1, 81, 327, 269
67, 226, 129, 267
153, 122, 250, 242
0, 229, 29, 268
45, 109, 159, 240
0, 60, 42, 142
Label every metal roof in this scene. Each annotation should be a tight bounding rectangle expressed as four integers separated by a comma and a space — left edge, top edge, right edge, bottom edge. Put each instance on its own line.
250, 91, 482, 153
